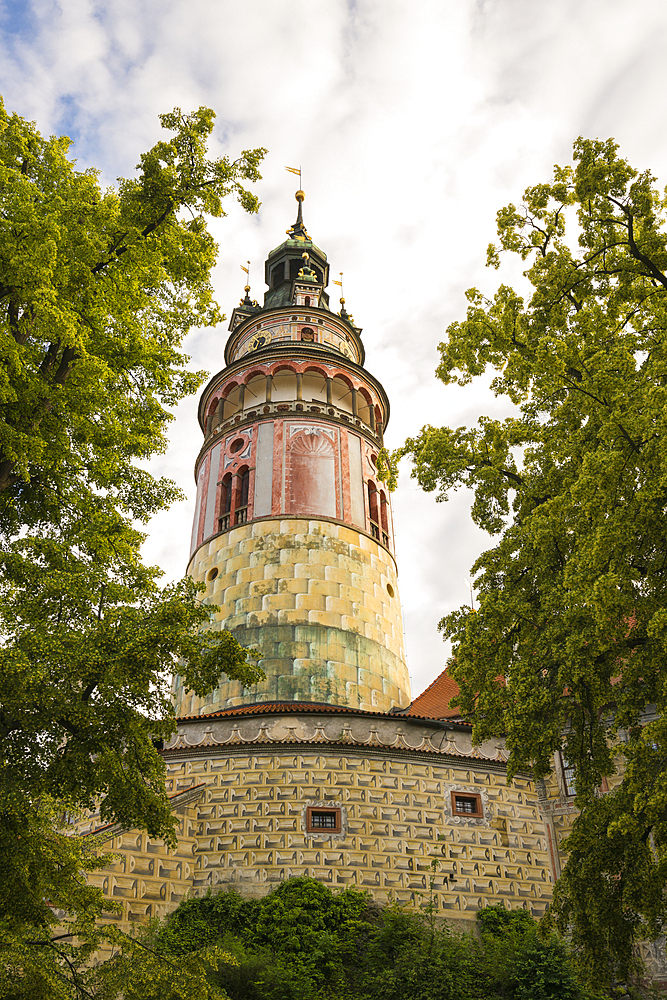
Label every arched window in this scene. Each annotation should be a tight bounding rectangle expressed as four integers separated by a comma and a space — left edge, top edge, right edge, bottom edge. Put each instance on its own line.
304, 296, 311, 307
218, 473, 233, 531
205, 397, 219, 434
235, 467, 250, 525
368, 482, 379, 539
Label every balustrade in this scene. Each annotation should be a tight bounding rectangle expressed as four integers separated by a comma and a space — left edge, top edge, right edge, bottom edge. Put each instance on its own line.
206, 397, 382, 442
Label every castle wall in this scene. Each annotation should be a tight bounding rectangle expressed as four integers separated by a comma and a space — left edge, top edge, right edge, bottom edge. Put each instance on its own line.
84, 711, 554, 936
537, 732, 667, 985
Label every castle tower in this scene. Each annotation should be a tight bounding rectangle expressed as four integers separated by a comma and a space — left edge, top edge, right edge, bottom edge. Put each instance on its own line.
84, 194, 557, 937
173, 193, 411, 716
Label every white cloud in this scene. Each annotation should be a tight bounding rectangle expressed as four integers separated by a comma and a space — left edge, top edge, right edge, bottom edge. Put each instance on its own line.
2, 0, 667, 695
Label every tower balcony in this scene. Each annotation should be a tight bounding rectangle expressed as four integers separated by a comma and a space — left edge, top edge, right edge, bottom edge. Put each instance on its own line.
202, 397, 383, 450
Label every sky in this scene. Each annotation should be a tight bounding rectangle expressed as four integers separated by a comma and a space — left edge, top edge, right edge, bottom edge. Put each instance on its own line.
2, 0, 667, 696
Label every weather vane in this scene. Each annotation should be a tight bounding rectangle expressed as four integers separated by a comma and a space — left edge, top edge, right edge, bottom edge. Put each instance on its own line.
284, 165, 302, 187
333, 272, 345, 306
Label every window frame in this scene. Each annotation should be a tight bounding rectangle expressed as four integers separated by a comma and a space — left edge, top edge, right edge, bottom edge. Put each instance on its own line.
306, 806, 341, 834
450, 792, 483, 818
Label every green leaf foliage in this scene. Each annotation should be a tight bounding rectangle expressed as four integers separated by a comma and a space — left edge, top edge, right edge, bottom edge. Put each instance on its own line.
130, 880, 607, 1000
399, 137, 667, 982
0, 99, 265, 529
0, 99, 266, 992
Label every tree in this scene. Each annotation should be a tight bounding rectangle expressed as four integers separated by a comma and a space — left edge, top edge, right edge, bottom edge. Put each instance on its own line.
0, 100, 262, 528
0, 100, 265, 989
112, 879, 603, 1000
398, 137, 667, 985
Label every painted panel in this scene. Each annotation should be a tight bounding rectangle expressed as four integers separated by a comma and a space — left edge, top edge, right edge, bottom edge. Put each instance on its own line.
203, 443, 221, 540
254, 422, 274, 517
288, 429, 336, 517
348, 432, 365, 527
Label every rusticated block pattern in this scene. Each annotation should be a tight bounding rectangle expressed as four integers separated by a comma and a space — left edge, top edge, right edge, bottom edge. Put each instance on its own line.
167, 749, 552, 917
88, 745, 553, 935
85, 794, 202, 935
174, 519, 410, 715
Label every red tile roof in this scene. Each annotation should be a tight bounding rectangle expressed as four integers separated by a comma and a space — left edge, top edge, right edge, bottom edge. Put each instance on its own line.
177, 702, 389, 722
176, 695, 471, 727
405, 668, 463, 720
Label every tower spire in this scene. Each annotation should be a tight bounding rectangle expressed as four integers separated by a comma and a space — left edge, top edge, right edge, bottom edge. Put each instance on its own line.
286, 188, 310, 241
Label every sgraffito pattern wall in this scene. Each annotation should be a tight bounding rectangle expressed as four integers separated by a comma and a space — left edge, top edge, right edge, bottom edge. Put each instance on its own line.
166, 750, 553, 919
81, 785, 204, 928
174, 519, 410, 716
82, 712, 554, 937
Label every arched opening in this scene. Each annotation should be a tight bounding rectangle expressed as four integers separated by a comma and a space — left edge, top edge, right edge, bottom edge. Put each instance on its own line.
304, 296, 311, 307
245, 373, 266, 408
303, 369, 327, 405
357, 389, 374, 429
205, 397, 219, 434
300, 326, 315, 342
271, 262, 285, 287
367, 481, 379, 539
218, 472, 233, 531
331, 374, 353, 413
271, 367, 297, 402
235, 466, 250, 525
222, 383, 241, 420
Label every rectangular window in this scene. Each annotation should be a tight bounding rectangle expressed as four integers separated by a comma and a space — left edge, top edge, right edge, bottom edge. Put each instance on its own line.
306, 807, 341, 833
559, 752, 576, 797
451, 792, 483, 818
